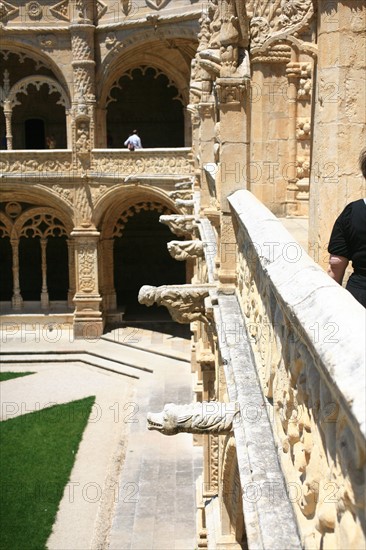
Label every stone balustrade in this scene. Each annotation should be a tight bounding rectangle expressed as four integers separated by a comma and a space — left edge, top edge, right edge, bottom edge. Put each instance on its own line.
227, 190, 366, 550
0, 150, 73, 176
0, 148, 194, 180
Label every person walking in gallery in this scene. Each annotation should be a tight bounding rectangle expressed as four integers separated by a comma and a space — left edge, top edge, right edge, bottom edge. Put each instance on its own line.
124, 129, 142, 151
327, 148, 366, 307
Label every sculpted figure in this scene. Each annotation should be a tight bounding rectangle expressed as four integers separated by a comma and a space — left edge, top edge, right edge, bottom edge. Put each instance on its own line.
138, 284, 212, 324
198, 0, 250, 77
147, 401, 240, 435
159, 214, 197, 237
167, 240, 204, 261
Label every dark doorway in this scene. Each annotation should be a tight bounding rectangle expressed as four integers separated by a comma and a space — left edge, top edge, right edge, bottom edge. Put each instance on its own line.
0, 237, 13, 301
47, 236, 69, 300
113, 209, 185, 319
25, 119, 45, 149
107, 67, 185, 148
19, 236, 42, 300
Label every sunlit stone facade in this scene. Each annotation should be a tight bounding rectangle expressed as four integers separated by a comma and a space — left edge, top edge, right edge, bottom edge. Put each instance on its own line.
1, 1, 365, 549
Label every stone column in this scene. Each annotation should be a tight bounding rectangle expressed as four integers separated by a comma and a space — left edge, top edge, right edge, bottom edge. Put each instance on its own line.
198, 101, 216, 212
70, 0, 96, 170
216, 78, 249, 287
99, 237, 117, 310
10, 238, 22, 310
309, 1, 366, 267
67, 238, 76, 307
40, 238, 49, 310
71, 228, 103, 339
3, 100, 13, 150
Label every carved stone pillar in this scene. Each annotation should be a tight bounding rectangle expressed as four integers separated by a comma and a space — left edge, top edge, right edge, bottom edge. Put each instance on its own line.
3, 100, 13, 150
40, 238, 49, 310
198, 101, 216, 211
216, 78, 249, 287
309, 1, 366, 267
67, 238, 76, 308
10, 238, 22, 310
71, 228, 103, 339
285, 57, 300, 216
70, 0, 96, 169
100, 237, 117, 310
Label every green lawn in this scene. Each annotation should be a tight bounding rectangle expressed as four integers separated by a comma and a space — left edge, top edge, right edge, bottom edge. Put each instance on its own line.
0, 396, 95, 550
0, 372, 35, 382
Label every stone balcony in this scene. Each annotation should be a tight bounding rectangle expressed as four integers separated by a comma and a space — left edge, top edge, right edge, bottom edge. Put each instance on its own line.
0, 148, 194, 184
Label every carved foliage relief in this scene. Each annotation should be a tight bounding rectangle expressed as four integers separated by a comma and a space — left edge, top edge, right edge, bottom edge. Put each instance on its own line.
248, 0, 314, 49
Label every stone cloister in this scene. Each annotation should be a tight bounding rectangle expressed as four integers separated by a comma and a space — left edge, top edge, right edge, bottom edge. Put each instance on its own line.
0, 1, 365, 549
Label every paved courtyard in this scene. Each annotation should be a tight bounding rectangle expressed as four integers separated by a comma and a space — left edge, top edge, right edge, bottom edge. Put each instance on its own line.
0, 322, 202, 550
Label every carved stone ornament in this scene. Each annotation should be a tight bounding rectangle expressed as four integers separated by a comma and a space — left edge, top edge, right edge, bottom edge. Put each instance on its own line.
168, 190, 193, 201
38, 34, 57, 50
175, 180, 194, 190
50, 0, 69, 21
146, 0, 171, 10
0, 0, 19, 20
159, 214, 197, 237
26, 1, 43, 19
147, 401, 239, 435
249, 0, 314, 51
167, 240, 204, 261
138, 284, 213, 324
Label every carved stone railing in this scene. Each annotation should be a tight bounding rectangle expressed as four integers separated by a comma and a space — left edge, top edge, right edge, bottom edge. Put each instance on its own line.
0, 150, 73, 176
228, 190, 366, 550
0, 148, 194, 180
91, 148, 194, 179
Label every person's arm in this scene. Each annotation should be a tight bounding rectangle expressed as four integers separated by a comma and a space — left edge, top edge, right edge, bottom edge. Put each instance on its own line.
327, 254, 349, 285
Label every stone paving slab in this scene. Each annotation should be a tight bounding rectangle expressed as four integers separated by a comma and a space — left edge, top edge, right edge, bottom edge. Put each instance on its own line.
0, 324, 202, 550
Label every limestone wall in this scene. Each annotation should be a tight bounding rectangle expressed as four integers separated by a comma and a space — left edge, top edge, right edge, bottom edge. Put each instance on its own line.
228, 189, 366, 550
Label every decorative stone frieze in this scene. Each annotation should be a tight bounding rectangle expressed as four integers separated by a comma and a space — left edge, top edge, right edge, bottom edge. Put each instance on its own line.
147, 401, 239, 435
159, 214, 197, 237
138, 283, 215, 324
0, 152, 73, 174
167, 240, 204, 261
91, 150, 193, 177
50, 0, 69, 21
0, 0, 19, 20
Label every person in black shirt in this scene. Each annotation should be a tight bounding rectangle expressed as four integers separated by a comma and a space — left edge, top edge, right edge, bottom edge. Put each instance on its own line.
327, 149, 366, 307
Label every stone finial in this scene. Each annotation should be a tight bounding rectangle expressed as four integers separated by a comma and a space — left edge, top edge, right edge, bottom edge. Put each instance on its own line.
138, 284, 213, 324
167, 240, 204, 261
159, 215, 197, 237
147, 401, 239, 435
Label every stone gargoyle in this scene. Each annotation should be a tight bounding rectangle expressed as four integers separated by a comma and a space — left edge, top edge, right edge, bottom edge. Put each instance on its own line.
138, 284, 213, 324
147, 401, 240, 435
167, 240, 204, 261
159, 214, 197, 237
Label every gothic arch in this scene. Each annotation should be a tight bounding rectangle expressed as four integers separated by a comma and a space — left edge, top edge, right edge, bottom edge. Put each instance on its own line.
95, 184, 179, 232
0, 185, 74, 223
98, 27, 197, 102
8, 76, 71, 110
0, 42, 71, 97
100, 57, 190, 109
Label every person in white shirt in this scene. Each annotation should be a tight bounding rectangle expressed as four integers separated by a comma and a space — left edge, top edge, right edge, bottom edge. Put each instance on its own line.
124, 129, 142, 151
